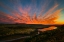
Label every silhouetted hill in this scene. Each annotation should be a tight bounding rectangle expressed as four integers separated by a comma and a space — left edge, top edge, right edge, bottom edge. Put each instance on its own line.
15, 23, 26, 24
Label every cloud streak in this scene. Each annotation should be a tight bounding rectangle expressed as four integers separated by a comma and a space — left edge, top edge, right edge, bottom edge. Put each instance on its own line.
0, 0, 63, 24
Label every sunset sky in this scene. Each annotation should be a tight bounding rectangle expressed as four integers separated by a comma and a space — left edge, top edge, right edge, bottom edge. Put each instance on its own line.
0, 0, 64, 24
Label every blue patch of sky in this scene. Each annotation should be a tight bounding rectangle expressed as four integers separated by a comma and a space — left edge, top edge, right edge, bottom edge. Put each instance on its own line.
0, 0, 64, 15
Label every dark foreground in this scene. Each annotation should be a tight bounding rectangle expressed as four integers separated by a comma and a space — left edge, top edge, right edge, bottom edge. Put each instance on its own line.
0, 24, 64, 42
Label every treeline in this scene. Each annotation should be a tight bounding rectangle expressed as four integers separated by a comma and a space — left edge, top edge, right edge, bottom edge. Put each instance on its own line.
0, 24, 50, 29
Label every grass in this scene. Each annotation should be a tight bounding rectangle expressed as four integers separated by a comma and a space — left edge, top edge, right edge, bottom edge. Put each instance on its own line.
0, 24, 64, 42
25, 25, 64, 42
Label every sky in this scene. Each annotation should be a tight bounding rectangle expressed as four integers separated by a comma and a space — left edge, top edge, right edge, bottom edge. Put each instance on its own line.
0, 0, 64, 24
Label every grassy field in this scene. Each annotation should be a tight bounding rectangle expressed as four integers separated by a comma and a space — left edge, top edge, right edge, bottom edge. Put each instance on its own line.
0, 24, 37, 36
24, 25, 64, 42
0, 24, 51, 36
0, 24, 64, 42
